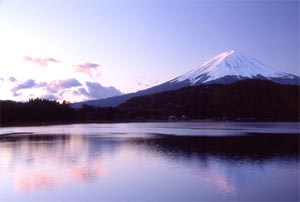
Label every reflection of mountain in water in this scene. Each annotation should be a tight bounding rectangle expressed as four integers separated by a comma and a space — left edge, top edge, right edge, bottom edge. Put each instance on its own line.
1, 133, 298, 167
125, 133, 299, 197
88, 136, 123, 156
0, 132, 298, 196
126, 133, 300, 162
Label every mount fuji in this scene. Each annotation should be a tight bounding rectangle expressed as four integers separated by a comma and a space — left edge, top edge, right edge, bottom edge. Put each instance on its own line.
169, 50, 299, 85
72, 50, 299, 107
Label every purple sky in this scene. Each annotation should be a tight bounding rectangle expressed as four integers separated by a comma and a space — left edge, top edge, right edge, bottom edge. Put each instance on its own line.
0, 0, 299, 101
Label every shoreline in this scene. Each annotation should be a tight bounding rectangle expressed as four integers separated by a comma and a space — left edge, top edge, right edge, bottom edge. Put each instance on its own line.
1, 119, 299, 128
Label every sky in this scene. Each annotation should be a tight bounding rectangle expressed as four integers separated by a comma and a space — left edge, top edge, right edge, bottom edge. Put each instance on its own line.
0, 0, 299, 102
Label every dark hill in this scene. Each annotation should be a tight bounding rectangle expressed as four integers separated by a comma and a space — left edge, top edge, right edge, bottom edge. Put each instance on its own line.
117, 80, 300, 121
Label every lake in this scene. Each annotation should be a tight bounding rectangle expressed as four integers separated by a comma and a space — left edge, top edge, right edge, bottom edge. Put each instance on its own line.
0, 122, 299, 201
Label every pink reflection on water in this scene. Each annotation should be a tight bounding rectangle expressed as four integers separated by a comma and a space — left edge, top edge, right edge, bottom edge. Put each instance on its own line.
200, 165, 236, 194
3, 135, 105, 193
13, 160, 104, 192
14, 171, 56, 192
70, 161, 103, 183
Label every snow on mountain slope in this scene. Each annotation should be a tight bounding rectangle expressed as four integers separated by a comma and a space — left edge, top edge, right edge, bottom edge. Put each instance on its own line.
172, 50, 296, 85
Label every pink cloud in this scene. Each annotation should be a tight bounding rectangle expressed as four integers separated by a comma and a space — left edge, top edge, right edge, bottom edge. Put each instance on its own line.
73, 62, 101, 77
47, 78, 81, 89
22, 56, 60, 67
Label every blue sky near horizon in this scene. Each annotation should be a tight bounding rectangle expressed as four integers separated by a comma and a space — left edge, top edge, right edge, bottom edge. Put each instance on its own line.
0, 0, 299, 101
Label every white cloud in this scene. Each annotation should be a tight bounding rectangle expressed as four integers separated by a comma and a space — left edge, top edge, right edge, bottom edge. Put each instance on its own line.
22, 56, 61, 67
0, 56, 121, 102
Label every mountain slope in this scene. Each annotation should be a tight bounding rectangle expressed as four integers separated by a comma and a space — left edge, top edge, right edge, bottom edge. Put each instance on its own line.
72, 50, 299, 108
117, 79, 300, 121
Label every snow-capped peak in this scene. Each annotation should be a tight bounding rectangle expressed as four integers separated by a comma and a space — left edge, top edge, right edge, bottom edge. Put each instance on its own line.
174, 50, 293, 85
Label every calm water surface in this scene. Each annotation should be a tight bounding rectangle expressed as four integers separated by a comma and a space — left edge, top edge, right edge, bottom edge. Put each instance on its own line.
0, 122, 299, 201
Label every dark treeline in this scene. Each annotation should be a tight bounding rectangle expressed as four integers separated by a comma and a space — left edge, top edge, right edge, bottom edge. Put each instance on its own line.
0, 80, 299, 126
0, 98, 128, 126
0, 98, 83, 126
